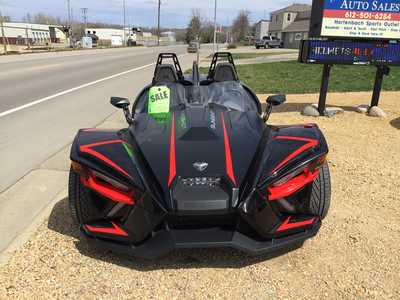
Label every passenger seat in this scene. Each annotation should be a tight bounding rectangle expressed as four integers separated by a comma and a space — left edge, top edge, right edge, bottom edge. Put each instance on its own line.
213, 63, 239, 82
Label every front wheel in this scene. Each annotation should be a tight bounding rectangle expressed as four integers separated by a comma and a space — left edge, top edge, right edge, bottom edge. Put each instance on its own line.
68, 168, 96, 225
307, 162, 331, 220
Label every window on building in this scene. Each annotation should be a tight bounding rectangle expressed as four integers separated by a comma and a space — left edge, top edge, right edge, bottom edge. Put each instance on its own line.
275, 15, 278, 23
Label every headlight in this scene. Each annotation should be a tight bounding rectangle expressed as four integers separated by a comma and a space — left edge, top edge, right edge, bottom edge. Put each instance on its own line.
265, 155, 327, 201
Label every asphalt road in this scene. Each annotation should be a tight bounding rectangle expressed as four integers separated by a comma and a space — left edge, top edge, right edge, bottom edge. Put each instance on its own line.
0, 45, 211, 192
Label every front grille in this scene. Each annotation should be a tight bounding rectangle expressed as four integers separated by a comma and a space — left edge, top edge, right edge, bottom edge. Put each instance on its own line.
173, 177, 230, 214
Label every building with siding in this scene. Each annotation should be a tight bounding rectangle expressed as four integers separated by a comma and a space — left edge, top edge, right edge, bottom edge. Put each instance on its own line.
254, 20, 270, 40
281, 10, 311, 49
269, 3, 311, 49
0, 22, 67, 46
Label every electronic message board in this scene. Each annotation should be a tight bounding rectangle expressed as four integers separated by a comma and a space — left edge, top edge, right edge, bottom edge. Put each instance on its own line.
310, 0, 400, 40
299, 40, 400, 65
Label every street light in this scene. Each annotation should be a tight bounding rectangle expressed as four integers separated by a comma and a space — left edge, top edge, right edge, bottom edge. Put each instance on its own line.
213, 0, 217, 53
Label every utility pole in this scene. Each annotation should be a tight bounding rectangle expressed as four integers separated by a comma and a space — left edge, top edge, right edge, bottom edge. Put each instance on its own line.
213, 0, 217, 53
157, 0, 161, 46
0, 8, 7, 55
123, 0, 126, 46
67, 0, 72, 47
81, 8, 88, 36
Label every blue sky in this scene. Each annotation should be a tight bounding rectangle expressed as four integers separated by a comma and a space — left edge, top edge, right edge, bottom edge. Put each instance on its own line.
0, 0, 311, 28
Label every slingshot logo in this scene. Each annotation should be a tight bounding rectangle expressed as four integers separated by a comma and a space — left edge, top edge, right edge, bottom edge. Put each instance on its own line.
193, 162, 208, 172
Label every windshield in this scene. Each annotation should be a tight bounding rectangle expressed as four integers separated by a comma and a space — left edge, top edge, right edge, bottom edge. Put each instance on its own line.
135, 82, 259, 114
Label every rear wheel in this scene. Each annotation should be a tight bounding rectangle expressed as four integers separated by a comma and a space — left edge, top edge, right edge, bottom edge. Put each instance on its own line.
307, 162, 331, 219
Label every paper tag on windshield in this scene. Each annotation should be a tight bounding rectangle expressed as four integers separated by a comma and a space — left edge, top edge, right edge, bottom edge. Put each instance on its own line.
148, 86, 171, 114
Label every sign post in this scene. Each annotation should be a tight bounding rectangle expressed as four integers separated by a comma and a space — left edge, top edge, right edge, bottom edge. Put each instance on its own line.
371, 65, 390, 107
318, 64, 332, 116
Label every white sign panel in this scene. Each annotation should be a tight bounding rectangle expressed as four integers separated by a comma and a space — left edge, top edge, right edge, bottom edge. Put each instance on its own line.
321, 0, 400, 39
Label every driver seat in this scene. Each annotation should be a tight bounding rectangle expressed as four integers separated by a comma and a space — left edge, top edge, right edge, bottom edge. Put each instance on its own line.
214, 63, 239, 82
153, 64, 179, 84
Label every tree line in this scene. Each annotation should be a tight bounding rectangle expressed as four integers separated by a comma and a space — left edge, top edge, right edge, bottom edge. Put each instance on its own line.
184, 9, 252, 44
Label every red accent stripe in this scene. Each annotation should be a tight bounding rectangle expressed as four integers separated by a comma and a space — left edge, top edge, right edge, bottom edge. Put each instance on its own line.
221, 112, 237, 186
276, 216, 316, 232
271, 136, 319, 174
267, 168, 320, 201
85, 222, 129, 236
80, 140, 133, 179
168, 113, 176, 187
81, 174, 134, 205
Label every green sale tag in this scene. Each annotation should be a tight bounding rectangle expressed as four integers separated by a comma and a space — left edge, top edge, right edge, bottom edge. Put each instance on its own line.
148, 86, 171, 114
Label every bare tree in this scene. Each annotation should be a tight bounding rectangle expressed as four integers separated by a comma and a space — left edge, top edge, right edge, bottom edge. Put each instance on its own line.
185, 9, 202, 43
231, 10, 250, 43
0, 15, 11, 22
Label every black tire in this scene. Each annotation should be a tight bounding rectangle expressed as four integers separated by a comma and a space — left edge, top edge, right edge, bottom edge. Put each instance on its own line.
308, 162, 331, 220
256, 46, 260, 49
68, 168, 94, 225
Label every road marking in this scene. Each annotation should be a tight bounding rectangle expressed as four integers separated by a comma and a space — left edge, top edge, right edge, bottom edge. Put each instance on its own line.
0, 62, 155, 118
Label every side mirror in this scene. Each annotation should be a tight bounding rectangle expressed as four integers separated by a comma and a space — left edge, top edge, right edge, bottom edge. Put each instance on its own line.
267, 94, 286, 106
263, 94, 286, 123
111, 97, 130, 109
110, 97, 133, 124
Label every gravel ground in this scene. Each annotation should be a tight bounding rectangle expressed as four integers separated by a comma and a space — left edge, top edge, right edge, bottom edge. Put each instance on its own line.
0, 92, 399, 299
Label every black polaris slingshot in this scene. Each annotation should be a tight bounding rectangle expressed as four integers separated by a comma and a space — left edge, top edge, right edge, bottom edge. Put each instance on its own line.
69, 53, 331, 259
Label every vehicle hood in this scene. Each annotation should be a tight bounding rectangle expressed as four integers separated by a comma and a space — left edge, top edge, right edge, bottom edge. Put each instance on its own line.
130, 106, 265, 196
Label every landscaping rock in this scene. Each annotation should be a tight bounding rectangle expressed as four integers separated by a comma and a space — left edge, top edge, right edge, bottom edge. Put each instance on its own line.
302, 105, 320, 117
326, 107, 344, 115
368, 106, 387, 118
356, 104, 370, 114
310, 104, 344, 117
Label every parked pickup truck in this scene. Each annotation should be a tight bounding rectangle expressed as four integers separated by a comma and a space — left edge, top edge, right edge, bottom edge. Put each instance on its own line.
255, 36, 283, 49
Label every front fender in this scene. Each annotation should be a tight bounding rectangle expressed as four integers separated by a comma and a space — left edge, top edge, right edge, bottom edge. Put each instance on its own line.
70, 128, 144, 190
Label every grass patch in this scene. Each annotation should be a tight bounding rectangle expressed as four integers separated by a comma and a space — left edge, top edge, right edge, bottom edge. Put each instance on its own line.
236, 61, 400, 94
206, 52, 294, 60
232, 52, 294, 60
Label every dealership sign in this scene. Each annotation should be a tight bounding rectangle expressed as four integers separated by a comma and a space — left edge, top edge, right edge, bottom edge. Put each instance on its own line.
310, 0, 400, 40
